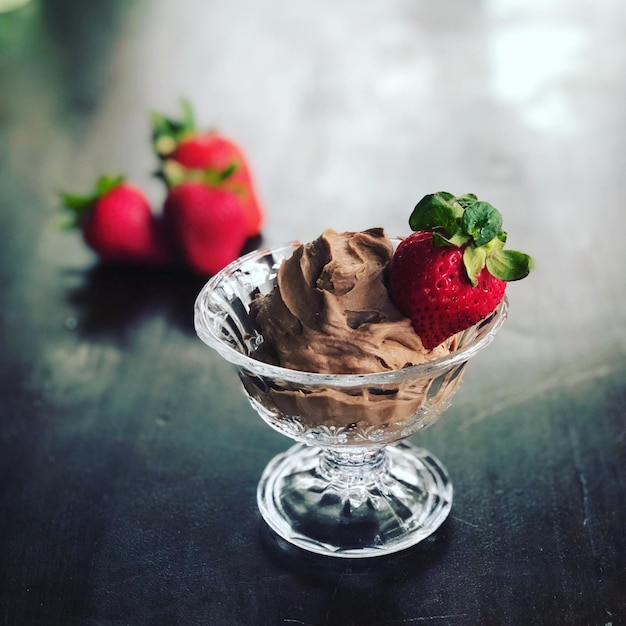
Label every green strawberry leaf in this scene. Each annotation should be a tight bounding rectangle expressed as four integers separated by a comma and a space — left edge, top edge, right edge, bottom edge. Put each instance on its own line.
455, 193, 478, 210
60, 175, 125, 228
433, 231, 470, 248
95, 175, 125, 197
486, 249, 534, 282
217, 162, 238, 182
162, 160, 239, 188
463, 245, 487, 286
151, 112, 183, 155
462, 201, 503, 246
161, 160, 188, 186
180, 98, 197, 132
61, 193, 92, 211
151, 99, 197, 157
409, 192, 463, 239
200, 162, 238, 185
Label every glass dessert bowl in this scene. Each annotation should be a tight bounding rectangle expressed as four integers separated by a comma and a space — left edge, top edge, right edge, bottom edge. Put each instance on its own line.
194, 242, 508, 558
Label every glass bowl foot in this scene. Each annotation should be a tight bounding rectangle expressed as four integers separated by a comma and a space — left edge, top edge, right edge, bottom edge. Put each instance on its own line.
257, 441, 453, 558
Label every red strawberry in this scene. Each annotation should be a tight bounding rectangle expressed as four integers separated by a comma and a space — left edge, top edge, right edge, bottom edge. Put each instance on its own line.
152, 101, 264, 238
61, 175, 173, 267
390, 192, 533, 349
163, 181, 248, 276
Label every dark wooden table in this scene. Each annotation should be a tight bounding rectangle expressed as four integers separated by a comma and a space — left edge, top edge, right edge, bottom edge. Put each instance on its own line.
1, 1, 625, 624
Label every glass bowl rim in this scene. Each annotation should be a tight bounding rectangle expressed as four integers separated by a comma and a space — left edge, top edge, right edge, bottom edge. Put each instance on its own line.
194, 241, 508, 386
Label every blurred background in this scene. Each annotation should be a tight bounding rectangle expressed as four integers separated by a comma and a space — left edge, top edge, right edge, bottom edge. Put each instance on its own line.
2, 0, 624, 393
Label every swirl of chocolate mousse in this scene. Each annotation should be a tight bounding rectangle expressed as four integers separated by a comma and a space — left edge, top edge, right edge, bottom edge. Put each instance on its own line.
250, 228, 451, 374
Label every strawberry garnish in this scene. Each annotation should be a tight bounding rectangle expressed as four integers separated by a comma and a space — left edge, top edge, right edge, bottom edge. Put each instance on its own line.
61, 175, 173, 267
390, 192, 533, 349
151, 101, 264, 238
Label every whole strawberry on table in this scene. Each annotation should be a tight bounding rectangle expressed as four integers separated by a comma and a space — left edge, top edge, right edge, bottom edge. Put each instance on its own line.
151, 100, 263, 242
390, 191, 533, 349
61, 101, 264, 277
61, 175, 173, 268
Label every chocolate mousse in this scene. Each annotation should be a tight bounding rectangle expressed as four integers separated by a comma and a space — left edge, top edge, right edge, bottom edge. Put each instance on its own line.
250, 228, 452, 374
